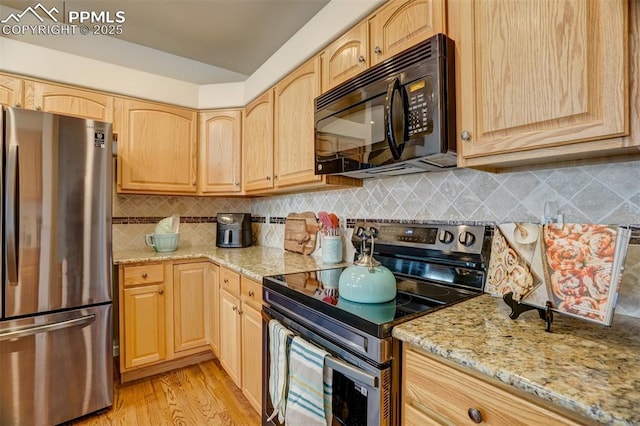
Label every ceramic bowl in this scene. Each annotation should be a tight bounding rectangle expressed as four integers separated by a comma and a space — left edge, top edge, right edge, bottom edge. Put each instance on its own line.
145, 233, 180, 252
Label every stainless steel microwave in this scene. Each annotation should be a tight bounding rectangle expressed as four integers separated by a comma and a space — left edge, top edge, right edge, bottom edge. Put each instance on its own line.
314, 33, 456, 178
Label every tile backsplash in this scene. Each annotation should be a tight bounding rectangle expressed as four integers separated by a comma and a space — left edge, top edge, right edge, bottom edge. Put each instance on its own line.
112, 160, 640, 319
251, 160, 640, 226
112, 194, 250, 250
113, 194, 251, 218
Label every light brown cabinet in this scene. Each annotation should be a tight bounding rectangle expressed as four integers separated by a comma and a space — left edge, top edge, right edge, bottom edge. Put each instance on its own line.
208, 263, 221, 357
369, 0, 446, 66
198, 109, 243, 194
123, 284, 167, 369
217, 267, 263, 413
403, 345, 585, 426
321, 21, 369, 92
120, 262, 170, 371
240, 276, 263, 413
450, 0, 631, 170
274, 57, 323, 188
173, 262, 211, 353
242, 90, 275, 192
219, 270, 243, 387
0, 74, 24, 108
116, 97, 198, 194
320, 0, 445, 93
24, 81, 114, 122
119, 261, 215, 383
243, 58, 361, 195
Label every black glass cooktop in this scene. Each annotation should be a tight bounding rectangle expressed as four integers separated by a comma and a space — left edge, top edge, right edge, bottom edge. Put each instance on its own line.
263, 267, 480, 337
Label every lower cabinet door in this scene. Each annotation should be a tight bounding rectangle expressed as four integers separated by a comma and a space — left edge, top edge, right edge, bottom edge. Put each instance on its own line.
123, 284, 166, 368
241, 303, 263, 412
173, 262, 209, 352
219, 288, 242, 387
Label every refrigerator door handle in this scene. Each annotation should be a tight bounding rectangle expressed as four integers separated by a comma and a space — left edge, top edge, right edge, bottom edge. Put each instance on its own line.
0, 314, 96, 341
5, 143, 19, 285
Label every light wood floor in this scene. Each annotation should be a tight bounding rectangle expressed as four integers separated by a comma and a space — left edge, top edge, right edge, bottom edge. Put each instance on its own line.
71, 359, 261, 425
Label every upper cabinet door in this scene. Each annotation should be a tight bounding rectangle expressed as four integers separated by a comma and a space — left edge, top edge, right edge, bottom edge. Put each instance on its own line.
242, 90, 274, 193
274, 57, 322, 188
321, 21, 369, 93
453, 0, 630, 169
198, 110, 242, 194
24, 81, 114, 122
0, 74, 24, 108
117, 98, 198, 194
369, 0, 446, 66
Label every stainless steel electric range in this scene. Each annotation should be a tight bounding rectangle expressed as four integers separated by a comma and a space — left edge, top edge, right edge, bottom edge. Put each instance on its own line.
262, 222, 491, 426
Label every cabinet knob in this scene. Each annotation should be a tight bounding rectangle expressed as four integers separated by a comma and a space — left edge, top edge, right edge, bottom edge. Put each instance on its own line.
461, 130, 471, 141
237, 309, 243, 315
266, 176, 271, 181
467, 408, 483, 423
13, 102, 21, 108
235, 180, 240, 186
358, 55, 365, 63
248, 290, 254, 297
35, 106, 42, 111
158, 289, 164, 295
142, 273, 148, 278
232, 305, 237, 311
224, 278, 229, 284
374, 46, 382, 55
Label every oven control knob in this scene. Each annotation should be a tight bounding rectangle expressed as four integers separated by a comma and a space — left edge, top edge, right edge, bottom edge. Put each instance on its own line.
438, 230, 454, 244
459, 231, 476, 247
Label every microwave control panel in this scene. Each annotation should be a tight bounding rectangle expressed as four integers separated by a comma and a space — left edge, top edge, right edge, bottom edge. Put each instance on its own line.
406, 77, 434, 137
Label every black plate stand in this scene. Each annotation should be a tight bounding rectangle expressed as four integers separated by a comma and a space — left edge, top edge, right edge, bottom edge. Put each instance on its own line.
502, 292, 554, 332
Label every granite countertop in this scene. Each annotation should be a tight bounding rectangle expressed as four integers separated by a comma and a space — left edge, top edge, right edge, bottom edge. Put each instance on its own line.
113, 245, 350, 281
393, 294, 640, 425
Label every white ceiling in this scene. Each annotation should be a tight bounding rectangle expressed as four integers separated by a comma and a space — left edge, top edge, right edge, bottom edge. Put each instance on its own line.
0, 0, 331, 84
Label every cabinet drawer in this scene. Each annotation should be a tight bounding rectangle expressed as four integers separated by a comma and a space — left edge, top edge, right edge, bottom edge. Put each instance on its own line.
123, 263, 165, 287
220, 267, 240, 295
241, 276, 262, 307
403, 346, 583, 425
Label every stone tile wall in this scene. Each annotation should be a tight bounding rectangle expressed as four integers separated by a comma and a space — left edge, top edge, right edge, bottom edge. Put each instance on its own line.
112, 160, 640, 318
112, 194, 250, 250
251, 160, 640, 319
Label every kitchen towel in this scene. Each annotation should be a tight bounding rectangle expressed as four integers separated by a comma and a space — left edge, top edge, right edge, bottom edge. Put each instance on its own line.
267, 320, 293, 423
285, 336, 333, 426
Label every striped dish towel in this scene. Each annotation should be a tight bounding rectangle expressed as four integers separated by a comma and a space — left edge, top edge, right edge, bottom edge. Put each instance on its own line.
285, 336, 333, 426
267, 320, 293, 423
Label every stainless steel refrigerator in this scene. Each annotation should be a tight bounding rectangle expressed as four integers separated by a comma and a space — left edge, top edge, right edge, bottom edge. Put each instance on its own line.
0, 106, 113, 425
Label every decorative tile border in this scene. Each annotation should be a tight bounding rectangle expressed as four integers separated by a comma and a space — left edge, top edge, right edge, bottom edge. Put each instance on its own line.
344, 218, 496, 228
113, 215, 270, 226
112, 216, 217, 225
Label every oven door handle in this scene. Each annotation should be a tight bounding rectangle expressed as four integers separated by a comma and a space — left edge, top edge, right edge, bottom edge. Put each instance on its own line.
325, 356, 378, 388
263, 307, 379, 389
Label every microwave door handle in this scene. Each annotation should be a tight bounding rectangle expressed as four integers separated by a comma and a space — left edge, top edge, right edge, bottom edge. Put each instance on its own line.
384, 78, 408, 160
5, 144, 19, 285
